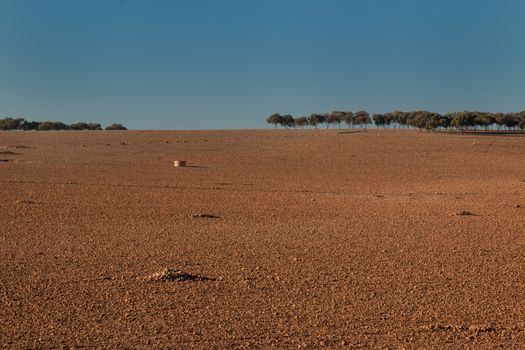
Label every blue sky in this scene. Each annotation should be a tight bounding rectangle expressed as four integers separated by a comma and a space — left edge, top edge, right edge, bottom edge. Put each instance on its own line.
1, 0, 524, 130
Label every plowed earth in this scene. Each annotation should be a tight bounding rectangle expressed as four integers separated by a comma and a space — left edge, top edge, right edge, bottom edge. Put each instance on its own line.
1, 129, 524, 348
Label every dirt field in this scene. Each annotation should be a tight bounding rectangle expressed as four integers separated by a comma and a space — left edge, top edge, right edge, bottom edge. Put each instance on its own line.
1, 129, 524, 349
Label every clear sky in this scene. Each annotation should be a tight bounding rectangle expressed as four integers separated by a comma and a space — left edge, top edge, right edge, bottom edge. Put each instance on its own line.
1, 0, 524, 130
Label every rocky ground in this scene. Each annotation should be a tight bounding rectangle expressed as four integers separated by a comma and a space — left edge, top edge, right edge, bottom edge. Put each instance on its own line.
1, 129, 524, 348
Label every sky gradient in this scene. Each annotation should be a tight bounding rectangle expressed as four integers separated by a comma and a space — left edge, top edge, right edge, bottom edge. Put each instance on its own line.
1, 0, 524, 130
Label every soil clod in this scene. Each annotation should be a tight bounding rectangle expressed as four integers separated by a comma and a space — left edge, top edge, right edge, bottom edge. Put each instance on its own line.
452, 210, 476, 216
146, 268, 213, 282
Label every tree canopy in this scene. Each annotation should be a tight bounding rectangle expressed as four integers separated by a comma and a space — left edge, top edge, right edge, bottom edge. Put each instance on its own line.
266, 110, 525, 132
0, 117, 127, 131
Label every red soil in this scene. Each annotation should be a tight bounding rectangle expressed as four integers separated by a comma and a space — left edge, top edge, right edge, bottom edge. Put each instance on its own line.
1, 129, 524, 348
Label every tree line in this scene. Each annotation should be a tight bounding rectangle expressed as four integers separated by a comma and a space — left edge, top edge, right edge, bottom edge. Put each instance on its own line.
267, 111, 525, 132
266, 111, 371, 129
0, 117, 127, 131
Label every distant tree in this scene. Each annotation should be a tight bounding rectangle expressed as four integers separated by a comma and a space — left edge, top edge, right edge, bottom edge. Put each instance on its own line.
383, 113, 395, 128
518, 112, 525, 130
392, 111, 408, 128
0, 117, 25, 130
372, 113, 385, 128
409, 111, 424, 129
70, 122, 90, 130
20, 120, 41, 130
0, 118, 12, 130
266, 113, 282, 128
449, 112, 473, 134
502, 113, 518, 130
424, 112, 443, 131
328, 111, 344, 129
343, 111, 354, 128
281, 114, 295, 128
326, 113, 338, 128
86, 123, 102, 130
14, 118, 25, 130
308, 114, 320, 129
105, 123, 128, 130
438, 115, 451, 130
38, 121, 70, 131
293, 116, 308, 128
317, 113, 327, 128
474, 112, 494, 130
404, 111, 417, 128
37, 121, 53, 131
354, 111, 370, 128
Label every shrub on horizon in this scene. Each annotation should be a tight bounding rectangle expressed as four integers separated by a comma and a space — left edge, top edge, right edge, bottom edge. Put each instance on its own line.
105, 123, 128, 130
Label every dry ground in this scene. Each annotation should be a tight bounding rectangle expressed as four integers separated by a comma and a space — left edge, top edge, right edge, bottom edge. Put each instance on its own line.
1, 129, 524, 349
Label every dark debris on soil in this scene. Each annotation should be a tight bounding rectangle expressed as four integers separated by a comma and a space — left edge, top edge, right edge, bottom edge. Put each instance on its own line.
192, 213, 220, 219
452, 210, 476, 216
146, 268, 214, 282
